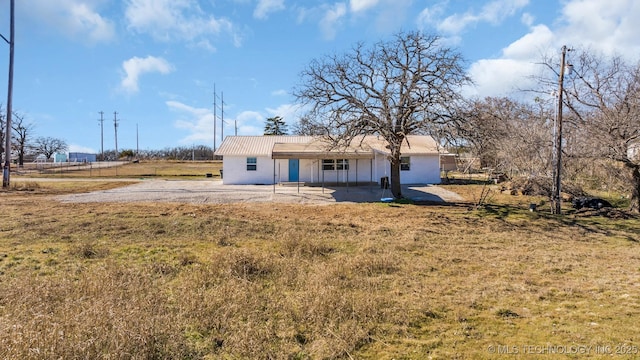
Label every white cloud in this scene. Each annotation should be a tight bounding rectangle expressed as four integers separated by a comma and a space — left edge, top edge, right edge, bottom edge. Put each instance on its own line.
559, 0, 640, 58
320, 3, 348, 40
436, 0, 529, 35
124, 0, 240, 48
502, 24, 554, 60
464, 23, 553, 98
254, 0, 286, 19
168, 101, 216, 144
466, 0, 640, 100
417, 2, 447, 29
465, 58, 539, 98
271, 89, 287, 96
235, 111, 265, 135
371, 0, 412, 33
350, 0, 379, 13
121, 56, 174, 94
295, 1, 410, 39
25, 0, 115, 43
266, 103, 303, 126
168, 102, 271, 142
68, 144, 98, 154
521, 12, 535, 27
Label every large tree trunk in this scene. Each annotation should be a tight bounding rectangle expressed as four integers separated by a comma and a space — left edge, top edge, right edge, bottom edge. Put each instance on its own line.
390, 151, 402, 199
629, 164, 640, 213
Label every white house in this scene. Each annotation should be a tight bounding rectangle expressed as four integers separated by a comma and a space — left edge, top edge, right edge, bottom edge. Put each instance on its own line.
214, 135, 445, 185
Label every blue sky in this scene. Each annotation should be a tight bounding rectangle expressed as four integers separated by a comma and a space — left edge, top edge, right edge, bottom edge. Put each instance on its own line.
0, 0, 639, 154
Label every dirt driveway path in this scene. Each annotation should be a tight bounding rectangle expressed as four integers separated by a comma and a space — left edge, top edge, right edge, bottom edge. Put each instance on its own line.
56, 179, 463, 205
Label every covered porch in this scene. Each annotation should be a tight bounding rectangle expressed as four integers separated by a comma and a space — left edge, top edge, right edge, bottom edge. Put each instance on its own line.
270, 141, 390, 193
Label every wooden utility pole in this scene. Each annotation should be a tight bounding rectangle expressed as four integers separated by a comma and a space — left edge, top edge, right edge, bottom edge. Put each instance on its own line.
2, 0, 15, 188
552, 45, 570, 215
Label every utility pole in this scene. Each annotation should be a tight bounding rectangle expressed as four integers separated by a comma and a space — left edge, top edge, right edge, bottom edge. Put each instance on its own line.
98, 111, 104, 161
213, 84, 217, 153
552, 45, 571, 215
221, 91, 225, 141
212, 84, 228, 157
113, 111, 119, 161
2, 0, 15, 188
136, 123, 139, 158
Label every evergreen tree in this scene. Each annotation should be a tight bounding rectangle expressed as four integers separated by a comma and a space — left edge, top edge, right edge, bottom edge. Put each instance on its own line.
264, 116, 288, 135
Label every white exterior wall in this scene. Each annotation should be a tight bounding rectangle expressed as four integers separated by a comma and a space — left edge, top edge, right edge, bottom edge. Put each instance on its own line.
222, 155, 274, 185
355, 158, 374, 183
317, 159, 372, 184
374, 153, 391, 183
222, 154, 441, 185
373, 152, 441, 184
273, 159, 320, 183
275, 158, 376, 184
399, 155, 441, 184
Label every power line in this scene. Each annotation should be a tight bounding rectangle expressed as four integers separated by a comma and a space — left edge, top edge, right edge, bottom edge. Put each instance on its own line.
113, 111, 119, 161
98, 111, 104, 161
212, 84, 227, 157
213, 83, 217, 152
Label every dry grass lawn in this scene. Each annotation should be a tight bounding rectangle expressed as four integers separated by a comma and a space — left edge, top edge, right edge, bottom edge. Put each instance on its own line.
23, 160, 222, 179
0, 172, 639, 359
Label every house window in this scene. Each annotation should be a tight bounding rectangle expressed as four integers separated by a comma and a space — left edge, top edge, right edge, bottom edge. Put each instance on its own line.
322, 159, 335, 171
400, 156, 410, 171
322, 159, 349, 170
246, 157, 257, 171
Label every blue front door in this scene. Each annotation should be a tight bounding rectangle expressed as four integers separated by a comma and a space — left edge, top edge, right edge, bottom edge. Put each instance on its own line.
289, 159, 299, 182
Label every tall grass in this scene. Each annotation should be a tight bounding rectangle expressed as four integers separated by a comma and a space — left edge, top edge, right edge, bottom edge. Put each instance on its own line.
1, 190, 639, 359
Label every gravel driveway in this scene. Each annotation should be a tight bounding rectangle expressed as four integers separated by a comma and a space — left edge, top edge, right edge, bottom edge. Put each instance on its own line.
56, 179, 463, 205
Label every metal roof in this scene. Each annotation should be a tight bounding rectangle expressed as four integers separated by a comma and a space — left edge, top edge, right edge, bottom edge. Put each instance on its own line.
214, 136, 314, 156
365, 135, 440, 155
272, 138, 374, 159
214, 135, 442, 158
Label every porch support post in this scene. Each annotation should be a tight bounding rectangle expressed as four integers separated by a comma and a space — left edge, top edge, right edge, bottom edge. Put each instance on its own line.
356, 159, 358, 186
371, 158, 373, 185
297, 158, 300, 194
346, 162, 349, 193
322, 163, 325, 194
273, 158, 276, 193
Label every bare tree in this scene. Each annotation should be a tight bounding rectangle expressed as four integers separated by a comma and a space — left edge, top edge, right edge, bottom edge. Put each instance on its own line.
33, 136, 68, 160
550, 51, 640, 212
292, 115, 328, 136
11, 112, 35, 166
453, 97, 555, 177
294, 31, 471, 198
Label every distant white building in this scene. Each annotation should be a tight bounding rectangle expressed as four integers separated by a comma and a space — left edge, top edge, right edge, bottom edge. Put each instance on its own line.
35, 154, 48, 163
54, 153, 67, 163
214, 135, 446, 185
69, 152, 97, 163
